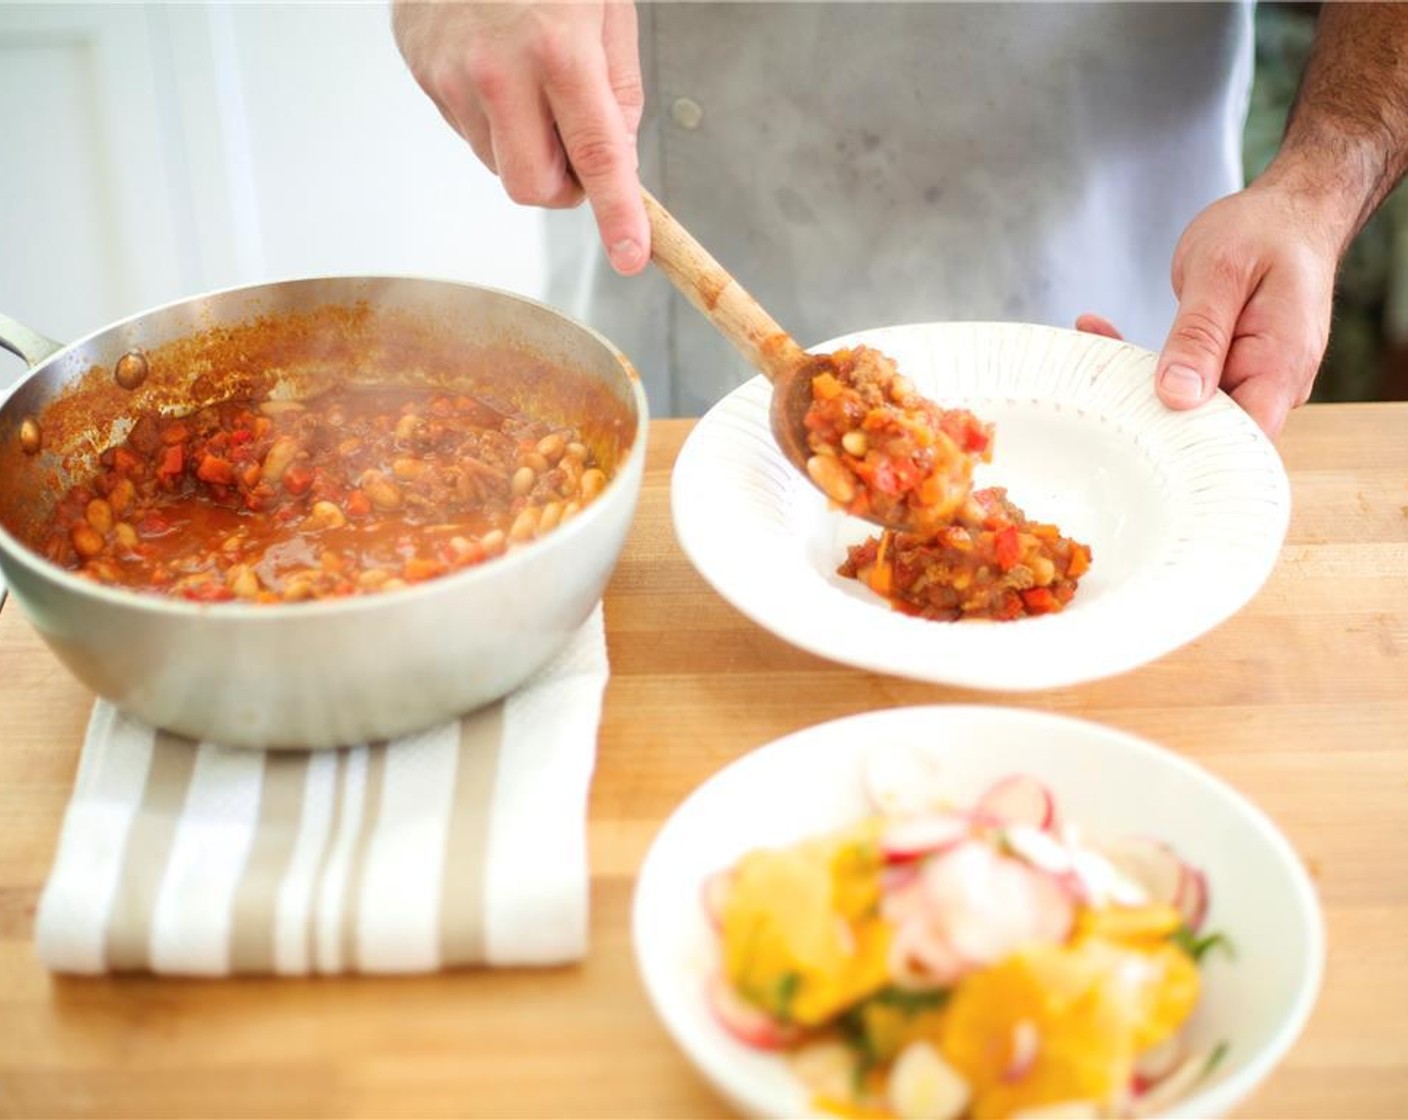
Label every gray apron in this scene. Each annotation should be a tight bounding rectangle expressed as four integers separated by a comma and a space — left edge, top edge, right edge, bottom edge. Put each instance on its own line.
548, 1, 1254, 417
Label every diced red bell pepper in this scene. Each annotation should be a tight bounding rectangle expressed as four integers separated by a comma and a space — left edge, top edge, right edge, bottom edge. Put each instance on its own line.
811, 372, 844, 402
345, 490, 371, 518
994, 591, 1025, 621
964, 423, 992, 455
283, 462, 314, 496
156, 445, 184, 479
855, 456, 912, 497
994, 525, 1021, 572
196, 454, 236, 486
112, 447, 144, 476
1020, 587, 1059, 614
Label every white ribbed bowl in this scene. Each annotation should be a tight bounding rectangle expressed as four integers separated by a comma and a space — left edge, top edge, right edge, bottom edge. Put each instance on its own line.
671, 322, 1290, 691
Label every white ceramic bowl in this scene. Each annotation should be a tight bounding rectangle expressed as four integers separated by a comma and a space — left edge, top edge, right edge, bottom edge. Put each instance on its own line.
632, 705, 1324, 1119
672, 322, 1290, 691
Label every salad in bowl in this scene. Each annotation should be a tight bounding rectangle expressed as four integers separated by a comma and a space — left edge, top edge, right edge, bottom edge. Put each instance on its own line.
632, 707, 1322, 1120
705, 770, 1224, 1119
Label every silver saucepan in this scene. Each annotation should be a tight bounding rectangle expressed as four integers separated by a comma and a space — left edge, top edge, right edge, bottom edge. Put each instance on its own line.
0, 277, 647, 748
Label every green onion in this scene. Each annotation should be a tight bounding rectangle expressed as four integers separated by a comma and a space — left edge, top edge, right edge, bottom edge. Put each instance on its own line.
1203, 1040, 1231, 1078
1172, 925, 1236, 964
868, 986, 950, 1015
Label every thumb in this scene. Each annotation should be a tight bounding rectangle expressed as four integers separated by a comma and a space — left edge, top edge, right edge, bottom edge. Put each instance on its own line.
1156, 274, 1246, 411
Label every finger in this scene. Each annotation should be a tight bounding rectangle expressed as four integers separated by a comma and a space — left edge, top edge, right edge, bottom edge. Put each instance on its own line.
1074, 313, 1123, 340
1156, 263, 1254, 411
473, 58, 582, 208
436, 96, 498, 174
543, 44, 649, 274
412, 53, 501, 174
1229, 374, 1295, 438
1218, 267, 1327, 407
603, 1, 644, 159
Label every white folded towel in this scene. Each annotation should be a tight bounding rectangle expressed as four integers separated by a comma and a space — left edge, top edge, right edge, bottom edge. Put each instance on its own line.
34, 605, 608, 975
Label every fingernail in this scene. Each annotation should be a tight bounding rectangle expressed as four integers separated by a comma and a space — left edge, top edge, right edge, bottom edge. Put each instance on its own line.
1159, 363, 1205, 404
610, 239, 644, 271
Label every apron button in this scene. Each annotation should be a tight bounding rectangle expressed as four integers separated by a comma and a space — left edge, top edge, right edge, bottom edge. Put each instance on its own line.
670, 97, 704, 130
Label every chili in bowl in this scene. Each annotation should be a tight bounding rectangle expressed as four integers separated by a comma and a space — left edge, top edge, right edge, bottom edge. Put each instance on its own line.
37, 385, 614, 605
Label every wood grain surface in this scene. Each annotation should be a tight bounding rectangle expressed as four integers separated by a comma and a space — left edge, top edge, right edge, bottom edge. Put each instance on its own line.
0, 404, 1405, 1119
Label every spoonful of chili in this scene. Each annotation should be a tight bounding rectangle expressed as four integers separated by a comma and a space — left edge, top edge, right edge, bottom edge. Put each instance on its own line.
643, 188, 993, 534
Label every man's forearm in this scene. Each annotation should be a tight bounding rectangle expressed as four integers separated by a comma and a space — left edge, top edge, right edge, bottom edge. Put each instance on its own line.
1260, 2, 1408, 254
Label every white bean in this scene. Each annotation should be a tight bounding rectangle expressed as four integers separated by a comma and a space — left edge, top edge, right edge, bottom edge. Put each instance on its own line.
806, 454, 856, 505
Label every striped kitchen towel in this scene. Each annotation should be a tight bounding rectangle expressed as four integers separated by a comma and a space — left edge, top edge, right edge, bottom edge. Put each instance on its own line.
33, 606, 608, 975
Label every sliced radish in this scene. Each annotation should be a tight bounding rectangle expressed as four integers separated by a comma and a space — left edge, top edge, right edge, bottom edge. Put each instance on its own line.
1003, 824, 1075, 876
706, 972, 802, 1051
882, 872, 933, 929
888, 1041, 972, 1120
917, 845, 1076, 970
1133, 1034, 1185, 1084
952, 849, 1074, 956
1068, 846, 1148, 908
1003, 1019, 1041, 1082
700, 868, 733, 932
864, 744, 948, 817
880, 862, 923, 896
887, 914, 970, 988
1025, 864, 1079, 945
1099, 836, 1186, 908
882, 813, 973, 863
976, 775, 1057, 831
1051, 867, 1097, 909
1130, 1049, 1218, 1117
1175, 865, 1209, 933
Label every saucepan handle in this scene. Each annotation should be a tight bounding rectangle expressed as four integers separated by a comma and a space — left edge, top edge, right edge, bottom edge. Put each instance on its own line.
0, 312, 66, 369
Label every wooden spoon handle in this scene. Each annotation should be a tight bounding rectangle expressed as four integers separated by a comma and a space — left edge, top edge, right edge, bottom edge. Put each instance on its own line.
642, 188, 809, 384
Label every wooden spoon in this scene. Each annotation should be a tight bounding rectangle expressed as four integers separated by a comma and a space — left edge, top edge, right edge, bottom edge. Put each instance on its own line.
641, 188, 823, 501
643, 189, 988, 535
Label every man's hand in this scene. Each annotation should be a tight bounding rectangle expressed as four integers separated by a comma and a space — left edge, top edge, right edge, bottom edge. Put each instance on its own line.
1077, 181, 1339, 437
392, 1, 649, 274
1151, 182, 1339, 437
1088, 3, 1408, 437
